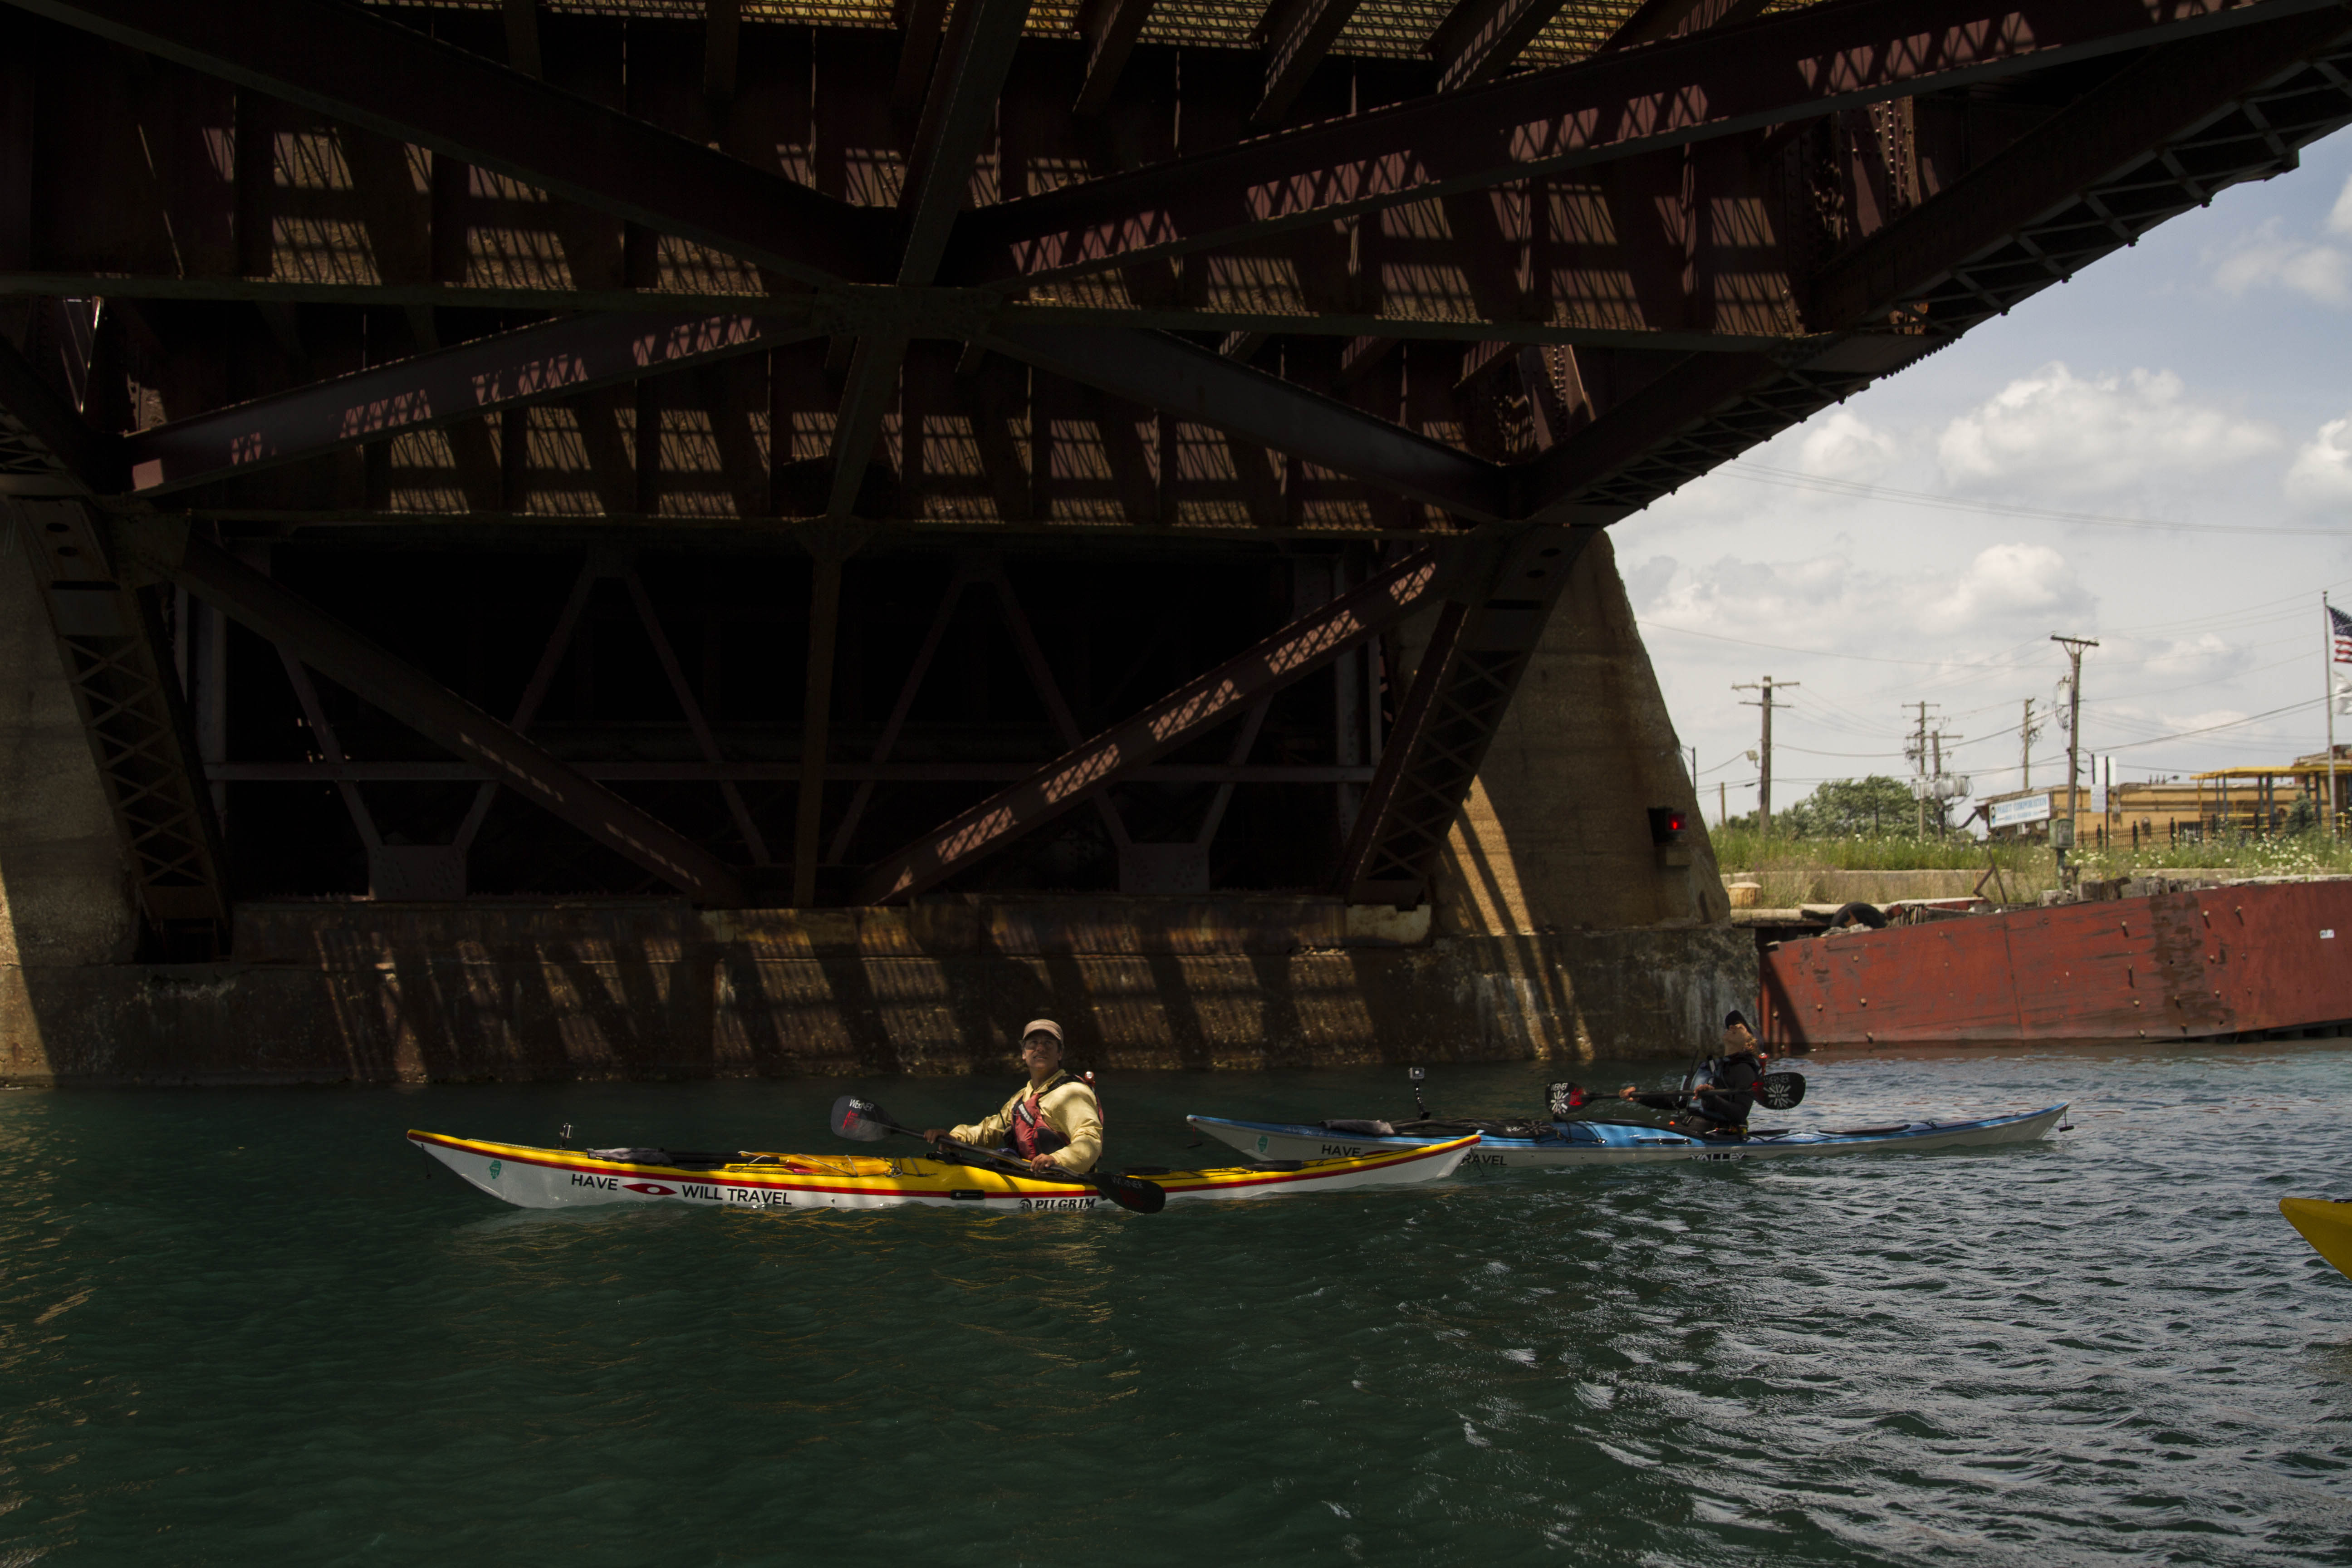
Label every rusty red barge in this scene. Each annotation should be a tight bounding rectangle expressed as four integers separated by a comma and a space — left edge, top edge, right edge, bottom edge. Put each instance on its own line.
1757, 880, 2352, 1048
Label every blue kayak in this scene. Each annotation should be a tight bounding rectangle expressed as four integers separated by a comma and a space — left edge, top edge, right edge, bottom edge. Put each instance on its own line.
1186, 1103, 2070, 1168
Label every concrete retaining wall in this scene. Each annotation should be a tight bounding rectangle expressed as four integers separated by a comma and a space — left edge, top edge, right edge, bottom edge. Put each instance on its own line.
2, 900, 1754, 1085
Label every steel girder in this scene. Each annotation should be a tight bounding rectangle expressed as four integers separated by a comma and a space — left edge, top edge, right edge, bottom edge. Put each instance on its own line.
9, 498, 230, 949
123, 310, 821, 497
856, 544, 1461, 903
978, 323, 1511, 520
5, 0, 887, 284
1, 333, 226, 949
0, 332, 120, 495
116, 519, 749, 906
16, 0, 2340, 526
1336, 526, 1590, 906
1525, 11, 2352, 521
942, 0, 2339, 287
1809, 14, 2352, 330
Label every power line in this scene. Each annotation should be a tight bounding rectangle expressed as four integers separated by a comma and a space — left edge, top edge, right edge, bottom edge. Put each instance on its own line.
1723, 461, 2349, 537
2100, 696, 2328, 752
1637, 620, 1960, 667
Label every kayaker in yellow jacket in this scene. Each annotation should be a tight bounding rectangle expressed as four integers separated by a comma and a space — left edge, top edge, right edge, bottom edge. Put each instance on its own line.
921, 1019, 1103, 1174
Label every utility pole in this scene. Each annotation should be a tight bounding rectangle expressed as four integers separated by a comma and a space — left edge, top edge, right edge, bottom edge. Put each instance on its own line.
1928, 724, 1962, 836
1905, 701, 1938, 836
2019, 698, 2043, 791
2052, 634, 2099, 884
1734, 676, 1797, 836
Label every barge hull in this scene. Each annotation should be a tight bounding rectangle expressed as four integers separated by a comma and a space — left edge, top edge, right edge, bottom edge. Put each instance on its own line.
1759, 881, 2352, 1047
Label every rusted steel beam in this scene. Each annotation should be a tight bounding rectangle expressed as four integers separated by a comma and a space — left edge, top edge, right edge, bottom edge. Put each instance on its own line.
980, 324, 1509, 520
1072, 0, 1157, 114
121, 310, 819, 497
1807, 13, 2352, 331
946, 0, 2338, 286
10, 0, 887, 284
1593, 0, 1774, 57
702, 0, 741, 108
9, 499, 230, 947
893, 0, 951, 110
211, 762, 1385, 784
621, 570, 771, 864
1518, 13, 2352, 524
121, 520, 747, 906
792, 553, 845, 904
826, 558, 982, 864
0, 332, 119, 494
1254, 0, 1365, 127
855, 544, 1460, 904
1516, 352, 1773, 524
502, 0, 541, 78
825, 0, 1034, 510
1336, 526, 1588, 906
1425, 0, 1570, 93
824, 328, 907, 516
900, 0, 1035, 285
0, 274, 1811, 352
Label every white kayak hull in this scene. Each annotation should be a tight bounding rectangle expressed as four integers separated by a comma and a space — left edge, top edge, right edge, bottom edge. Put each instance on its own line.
1186, 1104, 2070, 1167
409, 1129, 1477, 1213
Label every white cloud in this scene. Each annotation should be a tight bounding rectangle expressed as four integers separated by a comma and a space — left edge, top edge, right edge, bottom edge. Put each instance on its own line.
1936, 363, 2281, 495
2210, 216, 2352, 305
2285, 414, 2352, 507
1795, 410, 1901, 480
2332, 172, 2352, 237
1918, 543, 2089, 635
1621, 552, 1681, 610
1638, 543, 2092, 649
2132, 633, 2247, 688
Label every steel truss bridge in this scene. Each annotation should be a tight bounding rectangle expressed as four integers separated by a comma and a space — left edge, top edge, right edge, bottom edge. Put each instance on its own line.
4, 0, 2349, 956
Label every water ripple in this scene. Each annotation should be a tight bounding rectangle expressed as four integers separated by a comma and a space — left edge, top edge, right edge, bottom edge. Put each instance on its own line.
0, 1046, 2346, 1563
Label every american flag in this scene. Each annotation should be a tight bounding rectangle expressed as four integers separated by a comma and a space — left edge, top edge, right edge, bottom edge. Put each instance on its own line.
2335, 605, 2352, 664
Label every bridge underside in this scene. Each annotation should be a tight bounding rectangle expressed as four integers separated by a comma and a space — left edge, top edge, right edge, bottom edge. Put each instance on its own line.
2, 0, 2348, 1081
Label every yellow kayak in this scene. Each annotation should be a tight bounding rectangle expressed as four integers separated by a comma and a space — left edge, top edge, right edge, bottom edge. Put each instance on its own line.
2280, 1198, 2352, 1280
409, 1128, 1478, 1213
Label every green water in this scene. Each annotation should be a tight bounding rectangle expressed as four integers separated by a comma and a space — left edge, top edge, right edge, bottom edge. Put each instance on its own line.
3, 1045, 2348, 1565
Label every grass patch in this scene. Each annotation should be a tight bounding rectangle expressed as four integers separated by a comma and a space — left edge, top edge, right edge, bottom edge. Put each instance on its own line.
1710, 829, 2045, 906
1708, 825, 2352, 905
2078, 833, 2352, 878
1709, 828, 2009, 872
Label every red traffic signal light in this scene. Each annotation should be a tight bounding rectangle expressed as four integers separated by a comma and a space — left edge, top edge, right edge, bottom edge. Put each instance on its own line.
1646, 807, 1688, 844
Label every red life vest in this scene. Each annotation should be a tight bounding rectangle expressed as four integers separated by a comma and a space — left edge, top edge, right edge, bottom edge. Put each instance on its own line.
1011, 1091, 1061, 1160
1010, 1071, 1099, 1160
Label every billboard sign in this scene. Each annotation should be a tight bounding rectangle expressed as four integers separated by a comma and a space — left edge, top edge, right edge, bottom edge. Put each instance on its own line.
1988, 793, 2053, 830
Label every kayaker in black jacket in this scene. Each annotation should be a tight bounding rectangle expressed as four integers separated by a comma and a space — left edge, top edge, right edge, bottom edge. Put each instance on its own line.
1619, 1011, 1767, 1135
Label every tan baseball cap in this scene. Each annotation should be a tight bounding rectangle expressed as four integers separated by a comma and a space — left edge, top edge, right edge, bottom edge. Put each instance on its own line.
1020, 1018, 1064, 1045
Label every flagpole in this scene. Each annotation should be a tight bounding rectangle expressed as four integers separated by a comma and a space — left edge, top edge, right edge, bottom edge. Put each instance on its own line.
2328, 591, 2340, 841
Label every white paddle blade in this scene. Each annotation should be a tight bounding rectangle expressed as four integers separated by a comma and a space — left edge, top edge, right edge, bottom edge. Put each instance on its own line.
1756, 1073, 1805, 1111
831, 1095, 893, 1142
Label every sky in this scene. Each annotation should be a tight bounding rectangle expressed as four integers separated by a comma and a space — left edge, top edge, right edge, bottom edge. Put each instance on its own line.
1612, 128, 2352, 828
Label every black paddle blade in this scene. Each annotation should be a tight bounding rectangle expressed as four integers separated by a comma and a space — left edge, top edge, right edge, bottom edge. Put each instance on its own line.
1089, 1170, 1167, 1215
831, 1095, 893, 1142
1755, 1072, 1806, 1111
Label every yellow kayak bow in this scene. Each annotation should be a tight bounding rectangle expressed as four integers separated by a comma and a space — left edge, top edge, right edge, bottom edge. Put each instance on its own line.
2280, 1198, 2352, 1281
